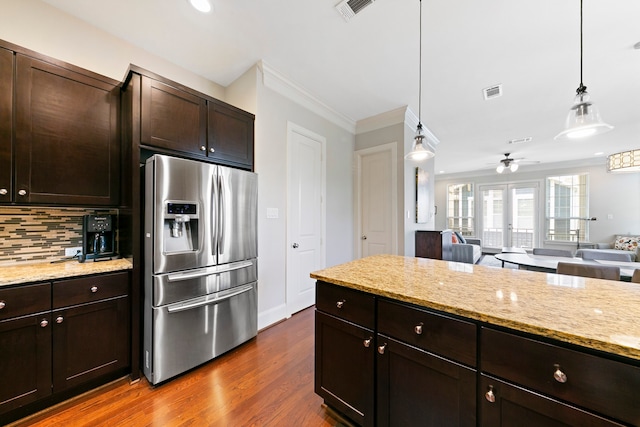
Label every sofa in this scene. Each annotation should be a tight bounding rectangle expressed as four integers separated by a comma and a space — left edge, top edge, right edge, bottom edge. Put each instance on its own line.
451, 235, 482, 264
576, 235, 639, 262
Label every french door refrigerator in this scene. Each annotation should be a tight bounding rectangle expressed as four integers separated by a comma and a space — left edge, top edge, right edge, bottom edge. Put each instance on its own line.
143, 154, 258, 385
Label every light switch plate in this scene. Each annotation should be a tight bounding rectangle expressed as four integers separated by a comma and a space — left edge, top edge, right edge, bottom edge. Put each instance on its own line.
65, 246, 82, 257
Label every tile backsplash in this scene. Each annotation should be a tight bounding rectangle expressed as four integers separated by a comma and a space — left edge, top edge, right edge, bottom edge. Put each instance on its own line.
0, 207, 118, 266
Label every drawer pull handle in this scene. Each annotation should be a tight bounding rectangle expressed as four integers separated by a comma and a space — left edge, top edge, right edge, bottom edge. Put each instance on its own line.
0, 300, 5, 309
40, 319, 48, 328
0, 188, 6, 195
18, 189, 27, 196
363, 337, 372, 348
414, 323, 423, 335
90, 286, 99, 293
336, 300, 345, 309
209, 147, 215, 153
485, 385, 496, 403
56, 316, 64, 324
378, 343, 387, 355
200, 145, 207, 151
553, 364, 567, 383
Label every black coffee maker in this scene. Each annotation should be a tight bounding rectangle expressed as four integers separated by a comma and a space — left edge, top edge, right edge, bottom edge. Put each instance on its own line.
80, 214, 117, 262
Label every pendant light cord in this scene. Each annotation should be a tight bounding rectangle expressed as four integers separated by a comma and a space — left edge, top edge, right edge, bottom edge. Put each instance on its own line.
418, 0, 422, 123
577, 0, 586, 95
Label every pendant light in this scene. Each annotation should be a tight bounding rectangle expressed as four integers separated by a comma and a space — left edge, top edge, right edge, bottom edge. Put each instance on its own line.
405, 0, 435, 161
607, 149, 640, 172
555, 0, 613, 141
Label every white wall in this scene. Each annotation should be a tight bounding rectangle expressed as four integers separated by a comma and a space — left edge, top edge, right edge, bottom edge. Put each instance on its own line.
435, 160, 640, 250
0, 0, 225, 99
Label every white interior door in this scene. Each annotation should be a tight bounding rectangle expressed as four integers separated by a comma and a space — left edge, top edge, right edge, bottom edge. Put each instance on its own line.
356, 143, 397, 257
286, 123, 325, 316
479, 182, 538, 251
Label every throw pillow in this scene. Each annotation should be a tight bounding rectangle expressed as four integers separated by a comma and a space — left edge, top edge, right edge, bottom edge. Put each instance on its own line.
614, 235, 640, 251
454, 231, 467, 244
451, 233, 459, 244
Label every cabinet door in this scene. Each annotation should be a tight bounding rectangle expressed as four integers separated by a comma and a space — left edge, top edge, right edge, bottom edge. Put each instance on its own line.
376, 335, 476, 427
0, 313, 52, 415
480, 375, 625, 427
0, 48, 12, 202
208, 101, 254, 169
14, 55, 120, 206
140, 76, 207, 156
315, 311, 375, 427
52, 296, 129, 392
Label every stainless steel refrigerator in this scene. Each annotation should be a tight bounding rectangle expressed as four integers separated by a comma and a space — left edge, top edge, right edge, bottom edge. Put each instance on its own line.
143, 154, 258, 385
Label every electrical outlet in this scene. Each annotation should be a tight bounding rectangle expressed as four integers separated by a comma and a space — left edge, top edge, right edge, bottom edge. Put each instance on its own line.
65, 246, 82, 257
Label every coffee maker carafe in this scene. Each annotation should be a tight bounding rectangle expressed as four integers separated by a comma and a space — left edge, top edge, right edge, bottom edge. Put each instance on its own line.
80, 214, 117, 262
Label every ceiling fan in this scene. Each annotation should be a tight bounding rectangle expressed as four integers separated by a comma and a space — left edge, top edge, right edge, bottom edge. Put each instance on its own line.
496, 153, 521, 173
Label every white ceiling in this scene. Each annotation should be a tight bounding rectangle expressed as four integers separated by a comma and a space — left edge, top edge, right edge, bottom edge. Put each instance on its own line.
42, 0, 640, 175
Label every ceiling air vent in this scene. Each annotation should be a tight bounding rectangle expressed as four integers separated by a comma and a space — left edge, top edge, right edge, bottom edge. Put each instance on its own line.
336, 0, 375, 22
508, 137, 533, 145
483, 84, 503, 100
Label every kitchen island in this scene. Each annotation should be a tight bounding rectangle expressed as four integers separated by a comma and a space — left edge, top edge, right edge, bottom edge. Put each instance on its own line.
311, 254, 640, 427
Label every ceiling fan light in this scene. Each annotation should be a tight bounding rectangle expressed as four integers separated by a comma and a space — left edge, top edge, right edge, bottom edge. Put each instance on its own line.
510, 163, 519, 172
188, 0, 212, 13
555, 92, 613, 141
496, 164, 505, 173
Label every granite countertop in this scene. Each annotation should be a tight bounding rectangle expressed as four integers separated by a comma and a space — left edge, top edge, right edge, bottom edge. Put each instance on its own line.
311, 254, 640, 361
0, 258, 133, 287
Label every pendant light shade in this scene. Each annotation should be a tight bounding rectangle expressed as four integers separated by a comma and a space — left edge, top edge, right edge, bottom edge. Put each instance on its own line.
405, 0, 435, 162
607, 149, 640, 173
555, 0, 613, 141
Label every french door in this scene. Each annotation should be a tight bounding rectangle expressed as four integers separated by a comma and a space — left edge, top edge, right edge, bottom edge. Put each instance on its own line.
479, 182, 539, 251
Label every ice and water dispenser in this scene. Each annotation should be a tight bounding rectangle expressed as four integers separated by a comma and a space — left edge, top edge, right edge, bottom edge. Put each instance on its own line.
163, 202, 199, 253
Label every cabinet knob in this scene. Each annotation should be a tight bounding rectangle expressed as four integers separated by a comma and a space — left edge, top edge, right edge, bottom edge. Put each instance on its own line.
18, 189, 27, 196
40, 319, 49, 328
363, 337, 372, 348
553, 364, 567, 383
90, 286, 98, 293
414, 323, 423, 335
209, 147, 215, 153
56, 316, 64, 324
378, 343, 387, 355
0, 188, 7, 196
485, 385, 496, 403
336, 300, 345, 309
200, 145, 206, 151
0, 300, 5, 310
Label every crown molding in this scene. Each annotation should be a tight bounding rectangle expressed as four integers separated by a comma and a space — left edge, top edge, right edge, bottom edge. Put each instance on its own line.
257, 60, 356, 133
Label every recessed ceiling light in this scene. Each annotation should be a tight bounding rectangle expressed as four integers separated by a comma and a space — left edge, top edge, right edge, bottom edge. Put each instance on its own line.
188, 0, 212, 13
634, 41, 640, 50
594, 152, 604, 156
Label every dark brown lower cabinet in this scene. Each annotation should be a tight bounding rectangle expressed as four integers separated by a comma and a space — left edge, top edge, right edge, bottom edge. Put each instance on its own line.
479, 375, 625, 427
52, 296, 129, 392
0, 313, 52, 414
376, 335, 476, 427
315, 311, 375, 427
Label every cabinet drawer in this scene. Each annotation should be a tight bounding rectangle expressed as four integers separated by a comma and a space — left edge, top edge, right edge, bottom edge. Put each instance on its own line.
53, 272, 129, 309
481, 327, 640, 426
316, 281, 375, 329
0, 283, 50, 321
378, 298, 476, 367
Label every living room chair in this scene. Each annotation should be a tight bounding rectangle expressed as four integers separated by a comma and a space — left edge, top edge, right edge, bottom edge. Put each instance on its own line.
556, 262, 620, 281
580, 250, 633, 262
632, 269, 640, 284
533, 248, 574, 257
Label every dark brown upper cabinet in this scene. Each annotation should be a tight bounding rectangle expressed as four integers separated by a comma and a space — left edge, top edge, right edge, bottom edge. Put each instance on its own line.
133, 68, 254, 170
13, 53, 120, 206
0, 47, 13, 203
208, 100, 254, 169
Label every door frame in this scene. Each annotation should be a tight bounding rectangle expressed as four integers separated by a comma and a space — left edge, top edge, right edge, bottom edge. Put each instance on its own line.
285, 121, 326, 317
354, 142, 398, 258
478, 181, 540, 251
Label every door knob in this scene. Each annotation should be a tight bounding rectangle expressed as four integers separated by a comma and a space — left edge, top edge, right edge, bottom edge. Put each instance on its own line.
292, 243, 299, 248
361, 235, 367, 240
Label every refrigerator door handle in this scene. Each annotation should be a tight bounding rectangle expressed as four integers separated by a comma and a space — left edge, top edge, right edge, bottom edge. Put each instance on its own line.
167, 284, 254, 313
218, 173, 226, 255
166, 260, 254, 282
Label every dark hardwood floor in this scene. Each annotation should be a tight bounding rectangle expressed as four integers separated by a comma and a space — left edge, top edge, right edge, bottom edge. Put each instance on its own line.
9, 307, 346, 427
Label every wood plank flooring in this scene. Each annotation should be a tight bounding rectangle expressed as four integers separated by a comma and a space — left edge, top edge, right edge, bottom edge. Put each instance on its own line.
9, 307, 345, 427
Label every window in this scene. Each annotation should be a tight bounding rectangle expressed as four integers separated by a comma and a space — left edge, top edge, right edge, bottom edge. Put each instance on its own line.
545, 174, 589, 243
447, 183, 474, 236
